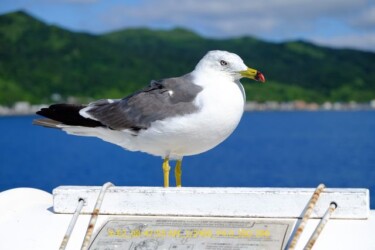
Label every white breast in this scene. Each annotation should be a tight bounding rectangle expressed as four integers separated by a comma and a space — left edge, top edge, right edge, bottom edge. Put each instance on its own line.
129, 74, 246, 159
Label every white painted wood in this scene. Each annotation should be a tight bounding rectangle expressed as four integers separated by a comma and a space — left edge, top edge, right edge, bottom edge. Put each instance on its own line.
53, 186, 369, 219
1, 188, 375, 250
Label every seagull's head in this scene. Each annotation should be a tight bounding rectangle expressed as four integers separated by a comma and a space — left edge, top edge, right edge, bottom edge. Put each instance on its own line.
195, 50, 265, 83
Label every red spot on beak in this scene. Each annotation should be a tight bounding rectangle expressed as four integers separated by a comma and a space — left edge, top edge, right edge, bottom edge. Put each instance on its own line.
256, 72, 266, 83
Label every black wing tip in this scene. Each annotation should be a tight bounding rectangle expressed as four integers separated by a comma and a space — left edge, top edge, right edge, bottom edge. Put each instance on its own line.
36, 104, 66, 115
35, 103, 104, 128
36, 108, 48, 116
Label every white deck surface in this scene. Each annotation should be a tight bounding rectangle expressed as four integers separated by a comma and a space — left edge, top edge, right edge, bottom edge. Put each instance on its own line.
0, 187, 374, 250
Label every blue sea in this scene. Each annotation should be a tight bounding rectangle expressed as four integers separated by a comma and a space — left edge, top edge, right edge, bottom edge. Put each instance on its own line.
1, 111, 374, 208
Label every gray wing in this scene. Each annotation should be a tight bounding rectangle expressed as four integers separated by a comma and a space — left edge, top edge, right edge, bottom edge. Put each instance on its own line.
85, 74, 203, 131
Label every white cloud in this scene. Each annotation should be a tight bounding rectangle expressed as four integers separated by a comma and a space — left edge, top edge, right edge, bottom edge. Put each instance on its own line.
1, 0, 374, 51
351, 6, 375, 30
100, 0, 373, 43
311, 33, 375, 52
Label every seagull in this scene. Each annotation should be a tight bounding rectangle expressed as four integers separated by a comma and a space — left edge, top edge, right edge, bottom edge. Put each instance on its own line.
34, 50, 265, 188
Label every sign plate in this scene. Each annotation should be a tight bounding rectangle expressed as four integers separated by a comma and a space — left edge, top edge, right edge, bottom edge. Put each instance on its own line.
89, 217, 294, 250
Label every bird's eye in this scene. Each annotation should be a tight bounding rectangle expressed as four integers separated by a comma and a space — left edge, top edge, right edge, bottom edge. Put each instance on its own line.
220, 60, 228, 66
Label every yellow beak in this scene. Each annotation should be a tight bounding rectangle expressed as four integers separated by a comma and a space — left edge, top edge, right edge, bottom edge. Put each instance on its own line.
239, 67, 266, 82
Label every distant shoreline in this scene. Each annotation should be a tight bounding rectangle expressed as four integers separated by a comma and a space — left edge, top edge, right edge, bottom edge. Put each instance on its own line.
244, 100, 375, 112
1, 100, 375, 116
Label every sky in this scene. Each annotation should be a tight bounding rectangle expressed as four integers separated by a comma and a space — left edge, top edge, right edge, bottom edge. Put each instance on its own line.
0, 0, 374, 52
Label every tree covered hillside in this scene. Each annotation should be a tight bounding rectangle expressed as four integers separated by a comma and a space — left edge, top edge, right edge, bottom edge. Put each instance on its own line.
0, 11, 374, 105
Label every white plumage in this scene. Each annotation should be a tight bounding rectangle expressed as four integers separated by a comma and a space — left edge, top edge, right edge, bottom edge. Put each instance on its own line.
35, 50, 265, 187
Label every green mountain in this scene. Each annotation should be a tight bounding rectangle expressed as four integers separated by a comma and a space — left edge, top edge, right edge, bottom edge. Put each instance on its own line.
1, 11, 374, 105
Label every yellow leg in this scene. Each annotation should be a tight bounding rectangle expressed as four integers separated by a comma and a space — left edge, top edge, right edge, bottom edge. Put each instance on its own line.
175, 160, 182, 187
162, 158, 171, 188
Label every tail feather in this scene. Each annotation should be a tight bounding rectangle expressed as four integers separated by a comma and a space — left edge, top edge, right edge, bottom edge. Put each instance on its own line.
35, 104, 103, 127
32, 118, 63, 129
34, 104, 134, 150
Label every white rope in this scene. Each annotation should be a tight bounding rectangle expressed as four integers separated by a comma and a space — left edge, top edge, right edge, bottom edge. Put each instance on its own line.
59, 198, 85, 250
287, 184, 326, 250
303, 202, 337, 250
80, 182, 114, 250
